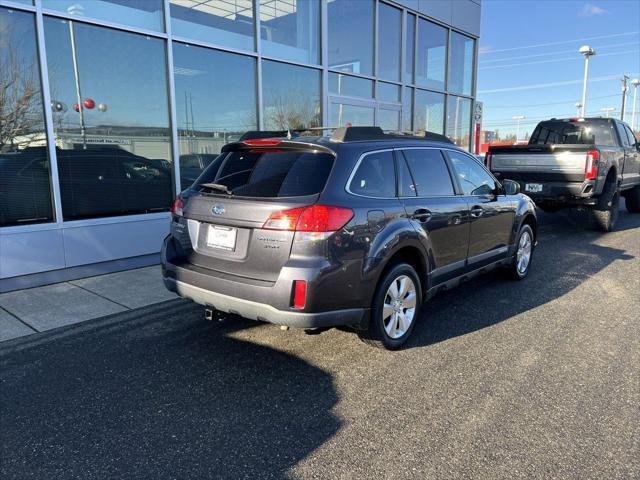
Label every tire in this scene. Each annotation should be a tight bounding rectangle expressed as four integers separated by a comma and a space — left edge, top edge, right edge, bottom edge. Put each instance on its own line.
507, 224, 534, 280
358, 263, 422, 350
624, 185, 640, 213
589, 180, 620, 232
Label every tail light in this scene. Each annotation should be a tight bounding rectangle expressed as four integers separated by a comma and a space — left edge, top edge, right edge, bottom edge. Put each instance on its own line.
585, 149, 599, 180
243, 139, 282, 146
170, 197, 184, 219
292, 280, 307, 309
485, 152, 493, 169
263, 205, 353, 232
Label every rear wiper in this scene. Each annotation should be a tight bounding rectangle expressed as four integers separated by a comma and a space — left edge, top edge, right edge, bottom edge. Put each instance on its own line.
199, 183, 233, 195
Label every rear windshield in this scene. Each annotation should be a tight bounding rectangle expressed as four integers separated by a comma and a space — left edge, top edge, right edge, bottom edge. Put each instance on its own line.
529, 120, 616, 146
193, 149, 334, 198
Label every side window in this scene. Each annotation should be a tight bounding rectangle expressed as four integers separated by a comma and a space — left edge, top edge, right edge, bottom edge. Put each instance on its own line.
402, 149, 455, 196
616, 123, 631, 146
349, 151, 396, 197
397, 156, 416, 197
447, 151, 496, 196
624, 125, 638, 146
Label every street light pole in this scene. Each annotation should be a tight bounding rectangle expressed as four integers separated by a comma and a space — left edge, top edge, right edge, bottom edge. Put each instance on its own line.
630, 78, 639, 130
579, 46, 595, 117
620, 75, 629, 122
512, 115, 525, 142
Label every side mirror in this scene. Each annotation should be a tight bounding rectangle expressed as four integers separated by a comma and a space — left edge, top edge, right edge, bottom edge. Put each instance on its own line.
502, 179, 520, 195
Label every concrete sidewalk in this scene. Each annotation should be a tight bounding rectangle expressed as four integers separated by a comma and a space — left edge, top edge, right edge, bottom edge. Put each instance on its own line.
0, 266, 177, 342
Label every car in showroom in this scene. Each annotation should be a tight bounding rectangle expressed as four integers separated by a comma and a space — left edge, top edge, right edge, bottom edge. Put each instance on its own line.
161, 127, 537, 349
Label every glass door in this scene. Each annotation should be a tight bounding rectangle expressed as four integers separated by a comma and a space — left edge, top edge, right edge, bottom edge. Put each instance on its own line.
378, 104, 401, 131
329, 96, 376, 127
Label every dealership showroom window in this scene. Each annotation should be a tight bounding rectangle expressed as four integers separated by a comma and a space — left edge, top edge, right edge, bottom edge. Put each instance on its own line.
0, 0, 476, 285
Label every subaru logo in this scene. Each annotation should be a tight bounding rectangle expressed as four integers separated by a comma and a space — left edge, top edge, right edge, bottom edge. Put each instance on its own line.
212, 205, 225, 215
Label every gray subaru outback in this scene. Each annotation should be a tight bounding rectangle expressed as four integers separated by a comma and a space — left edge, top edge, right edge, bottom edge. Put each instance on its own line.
162, 127, 537, 349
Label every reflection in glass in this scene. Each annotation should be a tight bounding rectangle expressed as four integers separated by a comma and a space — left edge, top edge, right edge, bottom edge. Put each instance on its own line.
330, 102, 374, 127
402, 87, 413, 131
378, 108, 400, 131
42, 0, 165, 32
173, 43, 257, 188
170, 0, 255, 52
378, 82, 400, 102
328, 0, 373, 75
44, 18, 173, 220
262, 60, 321, 130
446, 95, 472, 150
405, 13, 415, 83
260, 0, 320, 64
0, 8, 53, 227
329, 73, 373, 98
377, 2, 401, 81
416, 19, 447, 91
449, 32, 475, 95
415, 89, 444, 135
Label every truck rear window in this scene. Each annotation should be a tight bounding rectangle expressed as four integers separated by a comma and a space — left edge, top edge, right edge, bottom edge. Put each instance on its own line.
529, 120, 616, 146
194, 149, 334, 198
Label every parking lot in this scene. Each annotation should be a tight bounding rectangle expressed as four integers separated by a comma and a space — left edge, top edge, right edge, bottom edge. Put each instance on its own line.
1, 204, 638, 479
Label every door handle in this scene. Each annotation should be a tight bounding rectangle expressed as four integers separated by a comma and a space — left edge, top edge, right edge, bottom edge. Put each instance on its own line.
470, 206, 484, 218
412, 208, 432, 223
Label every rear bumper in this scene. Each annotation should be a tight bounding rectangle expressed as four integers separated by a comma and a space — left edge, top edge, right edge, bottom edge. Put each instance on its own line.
501, 178, 597, 206
161, 236, 369, 329
163, 276, 367, 328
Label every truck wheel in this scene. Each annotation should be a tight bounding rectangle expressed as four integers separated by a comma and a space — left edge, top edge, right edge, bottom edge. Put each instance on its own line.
358, 263, 422, 350
589, 180, 620, 232
507, 224, 534, 280
624, 185, 640, 213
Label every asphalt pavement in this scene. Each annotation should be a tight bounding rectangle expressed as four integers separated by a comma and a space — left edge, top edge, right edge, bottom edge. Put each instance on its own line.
1, 204, 639, 480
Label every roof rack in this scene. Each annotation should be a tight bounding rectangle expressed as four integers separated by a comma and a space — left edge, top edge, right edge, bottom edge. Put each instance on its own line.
329, 126, 454, 144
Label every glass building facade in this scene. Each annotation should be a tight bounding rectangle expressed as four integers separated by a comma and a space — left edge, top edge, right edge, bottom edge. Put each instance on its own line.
0, 0, 478, 285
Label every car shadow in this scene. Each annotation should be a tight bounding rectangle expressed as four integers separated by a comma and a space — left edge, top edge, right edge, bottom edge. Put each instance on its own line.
0, 304, 340, 479
406, 205, 638, 349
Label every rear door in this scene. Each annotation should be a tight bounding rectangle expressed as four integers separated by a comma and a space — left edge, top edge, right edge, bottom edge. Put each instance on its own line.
445, 149, 516, 268
398, 148, 469, 283
618, 122, 640, 188
181, 145, 335, 282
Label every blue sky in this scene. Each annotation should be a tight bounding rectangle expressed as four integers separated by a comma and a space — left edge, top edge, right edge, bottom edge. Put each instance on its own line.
478, 0, 640, 136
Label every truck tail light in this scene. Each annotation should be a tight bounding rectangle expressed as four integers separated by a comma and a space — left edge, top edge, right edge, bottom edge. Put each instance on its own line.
170, 197, 184, 219
263, 205, 353, 232
585, 149, 599, 180
292, 280, 307, 309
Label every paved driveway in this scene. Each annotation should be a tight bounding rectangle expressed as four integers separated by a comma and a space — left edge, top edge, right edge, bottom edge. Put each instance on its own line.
2, 206, 638, 479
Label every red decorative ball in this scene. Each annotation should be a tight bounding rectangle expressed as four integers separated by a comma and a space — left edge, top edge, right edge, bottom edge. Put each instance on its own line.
83, 98, 96, 109
73, 103, 80, 112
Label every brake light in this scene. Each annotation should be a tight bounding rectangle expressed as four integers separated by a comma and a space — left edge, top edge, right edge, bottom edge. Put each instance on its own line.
292, 280, 307, 309
263, 205, 353, 232
585, 149, 599, 180
243, 139, 282, 146
170, 197, 184, 219
485, 152, 492, 169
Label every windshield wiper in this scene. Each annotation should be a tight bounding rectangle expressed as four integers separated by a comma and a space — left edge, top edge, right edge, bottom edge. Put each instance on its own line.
199, 183, 233, 195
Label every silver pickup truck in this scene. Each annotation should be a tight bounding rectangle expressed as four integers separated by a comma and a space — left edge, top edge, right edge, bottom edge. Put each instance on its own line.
487, 117, 640, 231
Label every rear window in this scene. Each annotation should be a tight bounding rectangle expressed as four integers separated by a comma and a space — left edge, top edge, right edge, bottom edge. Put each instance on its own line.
529, 120, 616, 146
194, 149, 334, 198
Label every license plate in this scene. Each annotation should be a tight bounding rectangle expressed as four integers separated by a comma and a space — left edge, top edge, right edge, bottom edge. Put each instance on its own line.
206, 225, 237, 251
525, 183, 543, 193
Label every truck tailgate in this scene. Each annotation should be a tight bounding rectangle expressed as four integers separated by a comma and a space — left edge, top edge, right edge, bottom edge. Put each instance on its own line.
491, 151, 586, 174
